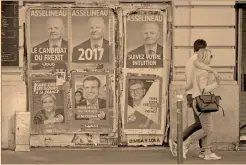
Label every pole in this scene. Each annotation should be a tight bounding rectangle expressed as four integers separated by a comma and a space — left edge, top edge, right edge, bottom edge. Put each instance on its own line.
177, 94, 183, 164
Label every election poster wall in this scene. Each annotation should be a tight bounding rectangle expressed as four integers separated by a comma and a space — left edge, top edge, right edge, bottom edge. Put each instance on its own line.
123, 74, 163, 134
70, 72, 114, 133
71, 8, 115, 70
24, 4, 170, 147
27, 8, 69, 71
124, 12, 164, 69
30, 74, 67, 134
26, 6, 117, 138
121, 8, 169, 141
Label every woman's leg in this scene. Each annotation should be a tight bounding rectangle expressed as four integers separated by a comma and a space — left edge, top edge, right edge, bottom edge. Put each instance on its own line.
197, 112, 213, 156
181, 99, 208, 160
192, 98, 213, 156
199, 112, 222, 160
183, 99, 207, 147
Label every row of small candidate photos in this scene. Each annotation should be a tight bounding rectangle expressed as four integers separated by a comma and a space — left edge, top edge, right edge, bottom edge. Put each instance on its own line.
29, 8, 165, 70
30, 70, 114, 132
29, 71, 163, 132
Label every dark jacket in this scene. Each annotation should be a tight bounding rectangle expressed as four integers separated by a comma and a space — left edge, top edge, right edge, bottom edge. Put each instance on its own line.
31, 39, 68, 70
126, 44, 163, 68
75, 98, 107, 120
72, 39, 109, 63
79, 98, 107, 109
31, 39, 68, 60
33, 39, 68, 50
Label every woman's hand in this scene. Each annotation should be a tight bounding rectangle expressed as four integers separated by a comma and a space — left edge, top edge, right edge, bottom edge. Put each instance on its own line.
212, 70, 221, 81
216, 77, 220, 85
44, 119, 53, 125
44, 115, 64, 125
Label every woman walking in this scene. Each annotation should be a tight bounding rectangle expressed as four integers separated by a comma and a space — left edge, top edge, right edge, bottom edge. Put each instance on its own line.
169, 48, 222, 160
181, 48, 222, 160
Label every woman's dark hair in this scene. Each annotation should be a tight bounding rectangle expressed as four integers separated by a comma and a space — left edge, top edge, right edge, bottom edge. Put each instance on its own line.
75, 90, 83, 102
193, 39, 207, 52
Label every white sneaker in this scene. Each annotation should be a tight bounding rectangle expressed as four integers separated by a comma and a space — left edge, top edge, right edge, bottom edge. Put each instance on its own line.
204, 153, 222, 160
198, 151, 205, 158
198, 151, 216, 158
183, 144, 189, 159
169, 139, 177, 156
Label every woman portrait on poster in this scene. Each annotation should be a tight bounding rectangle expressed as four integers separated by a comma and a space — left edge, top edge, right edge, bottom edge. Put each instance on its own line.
75, 90, 84, 108
34, 93, 65, 125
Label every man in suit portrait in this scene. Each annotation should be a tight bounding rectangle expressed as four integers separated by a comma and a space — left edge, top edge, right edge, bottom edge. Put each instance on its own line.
75, 76, 107, 120
80, 76, 106, 109
127, 22, 163, 67
128, 80, 146, 108
126, 80, 158, 129
72, 16, 109, 62
31, 17, 68, 70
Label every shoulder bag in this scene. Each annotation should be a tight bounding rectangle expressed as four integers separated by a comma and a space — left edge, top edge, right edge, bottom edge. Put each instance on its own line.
195, 76, 225, 116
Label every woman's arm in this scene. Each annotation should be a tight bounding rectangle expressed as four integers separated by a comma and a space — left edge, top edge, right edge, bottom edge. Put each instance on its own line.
194, 60, 220, 79
198, 72, 219, 93
182, 74, 193, 92
183, 79, 193, 92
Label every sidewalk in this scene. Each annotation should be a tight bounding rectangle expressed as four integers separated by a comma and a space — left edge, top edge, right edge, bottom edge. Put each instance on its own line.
2, 147, 246, 164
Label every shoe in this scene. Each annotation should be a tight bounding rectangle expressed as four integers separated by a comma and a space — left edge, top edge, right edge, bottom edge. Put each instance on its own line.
198, 151, 205, 158
169, 139, 177, 156
204, 153, 222, 160
198, 151, 217, 158
183, 144, 189, 159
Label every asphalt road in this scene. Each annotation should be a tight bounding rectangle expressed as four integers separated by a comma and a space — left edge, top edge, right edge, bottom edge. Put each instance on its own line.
2, 147, 246, 164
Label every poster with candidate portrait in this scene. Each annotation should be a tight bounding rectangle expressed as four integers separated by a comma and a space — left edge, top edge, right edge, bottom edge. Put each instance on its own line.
124, 75, 162, 133
30, 74, 67, 134
27, 8, 68, 71
124, 12, 165, 68
71, 8, 114, 69
71, 72, 113, 133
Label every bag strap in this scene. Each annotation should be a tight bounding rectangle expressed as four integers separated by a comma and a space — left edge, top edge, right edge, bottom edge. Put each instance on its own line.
214, 101, 225, 117
198, 104, 225, 117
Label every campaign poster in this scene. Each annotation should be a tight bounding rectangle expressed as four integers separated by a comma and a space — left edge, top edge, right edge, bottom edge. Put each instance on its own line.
28, 8, 68, 71
124, 13, 164, 68
71, 72, 113, 132
124, 76, 162, 132
71, 8, 114, 69
30, 74, 67, 134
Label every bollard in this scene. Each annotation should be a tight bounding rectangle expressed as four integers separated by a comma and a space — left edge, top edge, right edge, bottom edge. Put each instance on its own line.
177, 94, 183, 164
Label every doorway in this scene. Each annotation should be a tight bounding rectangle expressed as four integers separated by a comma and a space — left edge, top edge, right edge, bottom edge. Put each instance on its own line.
237, 3, 246, 146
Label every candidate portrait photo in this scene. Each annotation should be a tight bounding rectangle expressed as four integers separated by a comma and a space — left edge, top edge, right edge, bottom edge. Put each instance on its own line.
124, 77, 162, 130
72, 73, 109, 122
30, 76, 67, 133
125, 16, 164, 68
29, 10, 68, 70
72, 13, 110, 63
